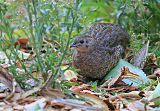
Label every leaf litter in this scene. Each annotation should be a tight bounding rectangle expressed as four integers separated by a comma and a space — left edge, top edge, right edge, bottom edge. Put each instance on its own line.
0, 37, 160, 111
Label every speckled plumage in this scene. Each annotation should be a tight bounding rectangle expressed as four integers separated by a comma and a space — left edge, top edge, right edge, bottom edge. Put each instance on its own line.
71, 23, 130, 81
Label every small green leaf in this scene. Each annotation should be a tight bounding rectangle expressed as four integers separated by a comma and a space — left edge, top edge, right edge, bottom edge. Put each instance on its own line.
149, 83, 160, 105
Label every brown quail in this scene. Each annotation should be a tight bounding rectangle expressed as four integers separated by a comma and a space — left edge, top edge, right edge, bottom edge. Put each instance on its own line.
70, 23, 130, 81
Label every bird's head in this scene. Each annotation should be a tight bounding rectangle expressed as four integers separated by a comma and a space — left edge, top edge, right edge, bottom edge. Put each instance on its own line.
70, 36, 95, 52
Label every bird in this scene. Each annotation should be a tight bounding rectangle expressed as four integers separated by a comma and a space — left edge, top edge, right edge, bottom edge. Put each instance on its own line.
70, 23, 130, 82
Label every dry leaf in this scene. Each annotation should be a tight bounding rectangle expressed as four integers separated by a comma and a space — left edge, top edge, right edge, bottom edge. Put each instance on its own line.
132, 41, 149, 68
13, 105, 24, 110
153, 68, 160, 76
0, 67, 23, 94
109, 91, 141, 102
21, 86, 41, 99
0, 66, 13, 91
0, 93, 7, 99
64, 70, 77, 81
148, 68, 160, 79
69, 84, 90, 93
16, 61, 22, 68
24, 98, 46, 111
80, 93, 110, 111
17, 96, 37, 104
40, 87, 65, 99
18, 37, 28, 45
52, 98, 102, 111
101, 67, 140, 88
126, 101, 154, 111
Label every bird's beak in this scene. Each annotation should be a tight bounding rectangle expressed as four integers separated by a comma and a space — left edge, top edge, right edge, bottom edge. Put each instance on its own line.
70, 42, 77, 48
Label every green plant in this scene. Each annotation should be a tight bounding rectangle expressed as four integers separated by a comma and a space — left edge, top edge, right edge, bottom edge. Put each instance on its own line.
113, 0, 160, 55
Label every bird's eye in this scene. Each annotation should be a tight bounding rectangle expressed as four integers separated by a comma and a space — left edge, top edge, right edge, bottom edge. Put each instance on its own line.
79, 40, 84, 44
